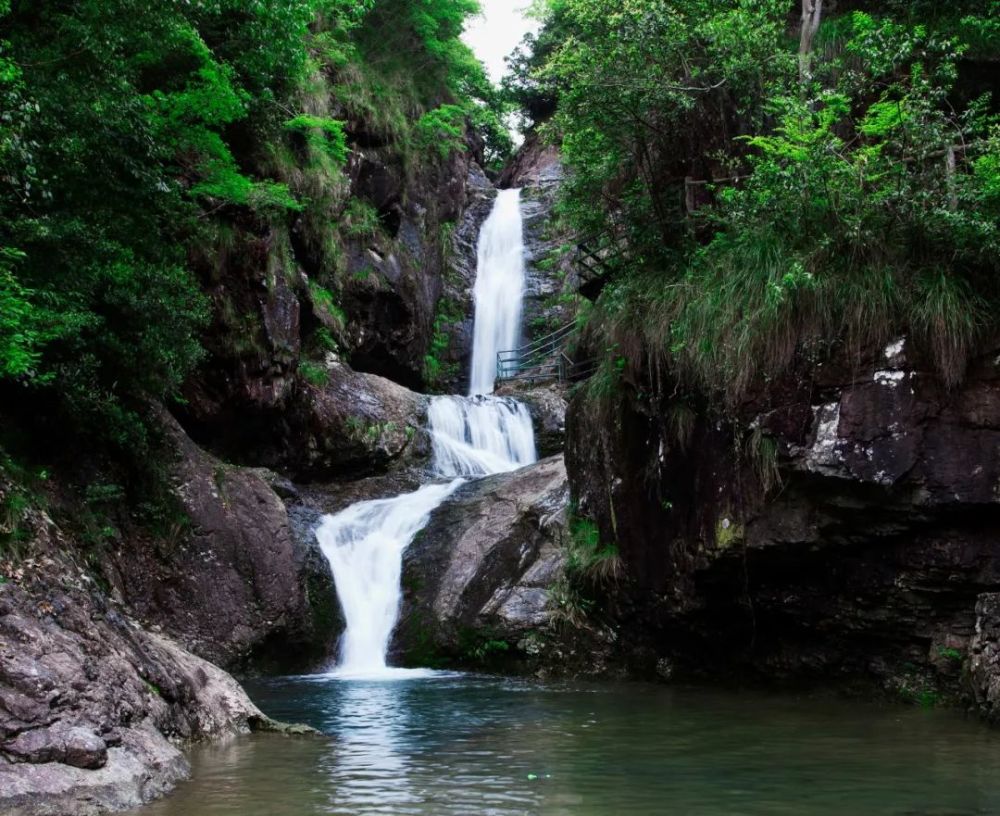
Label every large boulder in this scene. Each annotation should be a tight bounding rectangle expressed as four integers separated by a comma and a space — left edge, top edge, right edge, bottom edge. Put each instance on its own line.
287, 361, 429, 479
103, 413, 339, 673
392, 456, 569, 667
180, 356, 429, 482
0, 516, 271, 816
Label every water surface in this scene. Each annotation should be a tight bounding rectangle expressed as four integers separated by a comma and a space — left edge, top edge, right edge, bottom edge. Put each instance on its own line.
134, 674, 1000, 815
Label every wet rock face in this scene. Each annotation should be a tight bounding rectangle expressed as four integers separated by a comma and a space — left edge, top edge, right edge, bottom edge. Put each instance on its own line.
104, 413, 339, 674
567, 340, 1000, 705
288, 362, 429, 480
440, 163, 497, 393
338, 138, 489, 392
502, 132, 578, 342
0, 520, 264, 816
392, 456, 569, 666
971, 593, 1000, 722
180, 359, 429, 482
496, 382, 568, 458
178, 141, 492, 463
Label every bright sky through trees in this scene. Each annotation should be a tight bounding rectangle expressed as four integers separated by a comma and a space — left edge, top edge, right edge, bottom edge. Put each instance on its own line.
463, 0, 539, 83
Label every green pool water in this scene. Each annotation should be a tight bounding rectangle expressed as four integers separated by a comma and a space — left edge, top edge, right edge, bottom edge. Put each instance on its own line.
132, 673, 1000, 815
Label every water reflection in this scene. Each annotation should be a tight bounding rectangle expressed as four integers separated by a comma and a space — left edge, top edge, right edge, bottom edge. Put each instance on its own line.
131, 677, 1000, 816
321, 678, 419, 814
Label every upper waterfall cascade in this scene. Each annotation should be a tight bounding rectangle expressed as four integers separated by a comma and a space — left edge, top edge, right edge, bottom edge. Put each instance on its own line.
316, 189, 538, 679
468, 188, 526, 396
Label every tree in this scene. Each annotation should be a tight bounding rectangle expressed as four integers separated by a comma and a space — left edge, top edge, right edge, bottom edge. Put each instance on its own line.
799, 0, 824, 82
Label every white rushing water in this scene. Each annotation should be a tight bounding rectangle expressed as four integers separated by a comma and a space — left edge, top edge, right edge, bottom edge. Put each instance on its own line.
468, 188, 526, 396
317, 480, 463, 679
429, 395, 536, 478
316, 189, 537, 680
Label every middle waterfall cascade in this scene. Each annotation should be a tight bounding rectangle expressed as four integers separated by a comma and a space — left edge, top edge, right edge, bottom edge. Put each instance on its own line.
316, 189, 538, 679
428, 396, 537, 478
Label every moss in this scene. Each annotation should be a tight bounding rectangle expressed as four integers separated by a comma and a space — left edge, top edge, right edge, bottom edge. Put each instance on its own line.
305, 571, 340, 644
457, 626, 516, 666
715, 517, 745, 550
938, 646, 964, 663
142, 679, 163, 697
423, 295, 463, 390
565, 512, 622, 585
299, 360, 329, 387
396, 611, 450, 669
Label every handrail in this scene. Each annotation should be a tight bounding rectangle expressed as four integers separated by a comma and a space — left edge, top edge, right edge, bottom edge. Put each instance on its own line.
495, 320, 594, 386
502, 321, 577, 357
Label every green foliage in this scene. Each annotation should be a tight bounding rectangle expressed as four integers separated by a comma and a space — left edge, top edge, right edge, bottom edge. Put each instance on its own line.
309, 282, 347, 330
299, 360, 330, 387
565, 513, 621, 585
0, 0, 496, 485
415, 105, 468, 160
0, 254, 44, 379
344, 198, 382, 239
525, 1, 1000, 401
423, 297, 463, 389
284, 115, 349, 165
333, 0, 511, 171
467, 638, 510, 662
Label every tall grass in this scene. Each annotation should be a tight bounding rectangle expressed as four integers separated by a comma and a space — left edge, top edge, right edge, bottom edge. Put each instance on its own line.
597, 224, 993, 404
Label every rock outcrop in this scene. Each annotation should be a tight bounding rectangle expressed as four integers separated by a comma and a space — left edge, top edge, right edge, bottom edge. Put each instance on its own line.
438, 163, 497, 393
501, 131, 578, 340
392, 457, 570, 667
176, 133, 497, 470
180, 355, 430, 482
567, 339, 1000, 708
340, 132, 490, 391
103, 413, 339, 674
289, 362, 429, 479
0, 516, 271, 816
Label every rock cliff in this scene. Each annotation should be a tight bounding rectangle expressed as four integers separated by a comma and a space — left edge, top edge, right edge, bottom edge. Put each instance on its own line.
567, 338, 1000, 708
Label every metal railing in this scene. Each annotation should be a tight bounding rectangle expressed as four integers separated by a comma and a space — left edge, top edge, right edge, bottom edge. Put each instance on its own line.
496, 322, 596, 385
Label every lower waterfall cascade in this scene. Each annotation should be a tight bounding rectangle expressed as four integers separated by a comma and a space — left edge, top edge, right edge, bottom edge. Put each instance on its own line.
316, 189, 537, 679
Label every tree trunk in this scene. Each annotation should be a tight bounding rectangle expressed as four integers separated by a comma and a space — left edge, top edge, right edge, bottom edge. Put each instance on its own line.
799, 0, 824, 83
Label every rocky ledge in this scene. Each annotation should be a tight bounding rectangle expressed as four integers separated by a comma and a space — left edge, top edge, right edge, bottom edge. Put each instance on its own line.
0, 515, 275, 816
104, 412, 338, 674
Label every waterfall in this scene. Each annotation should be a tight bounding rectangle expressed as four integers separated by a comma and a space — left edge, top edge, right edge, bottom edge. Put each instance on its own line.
316, 189, 537, 679
316, 480, 463, 678
429, 396, 536, 478
468, 188, 526, 396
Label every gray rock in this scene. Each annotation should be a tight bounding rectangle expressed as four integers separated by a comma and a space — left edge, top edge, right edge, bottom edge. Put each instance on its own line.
103, 412, 338, 673
971, 593, 1000, 722
5, 726, 107, 769
0, 514, 266, 816
393, 456, 569, 662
